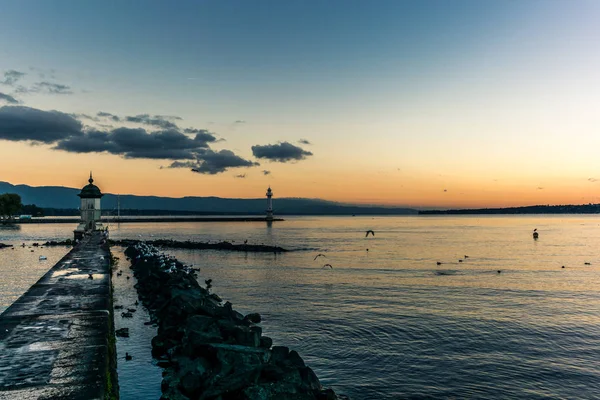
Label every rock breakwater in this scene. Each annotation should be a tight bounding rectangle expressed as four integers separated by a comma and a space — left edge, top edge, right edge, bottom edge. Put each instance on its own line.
116, 239, 288, 253
124, 242, 344, 400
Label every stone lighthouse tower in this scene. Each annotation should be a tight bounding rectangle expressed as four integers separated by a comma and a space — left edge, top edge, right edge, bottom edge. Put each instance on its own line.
74, 172, 104, 240
266, 186, 274, 221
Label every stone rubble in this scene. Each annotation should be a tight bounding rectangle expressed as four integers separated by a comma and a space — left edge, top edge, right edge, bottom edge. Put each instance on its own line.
124, 242, 346, 400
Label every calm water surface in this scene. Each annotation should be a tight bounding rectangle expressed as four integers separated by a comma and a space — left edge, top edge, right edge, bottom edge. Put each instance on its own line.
2, 216, 600, 399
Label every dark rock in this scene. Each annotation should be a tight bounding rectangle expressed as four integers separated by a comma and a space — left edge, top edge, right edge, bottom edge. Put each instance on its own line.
114, 305, 124, 310
244, 312, 262, 324
317, 388, 339, 400
0, 243, 14, 249
115, 328, 129, 338
271, 346, 290, 365
287, 350, 306, 368
178, 370, 205, 398
259, 336, 273, 349
299, 366, 322, 392
124, 244, 340, 400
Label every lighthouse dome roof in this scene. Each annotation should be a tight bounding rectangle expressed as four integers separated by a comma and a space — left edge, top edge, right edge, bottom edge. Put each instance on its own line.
78, 174, 103, 198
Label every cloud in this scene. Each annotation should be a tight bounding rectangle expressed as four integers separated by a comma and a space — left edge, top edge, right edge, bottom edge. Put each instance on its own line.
33, 82, 72, 94
167, 161, 197, 169
588, 178, 598, 182
0, 106, 83, 143
125, 114, 181, 129
234, 174, 247, 178
262, 170, 271, 175
0, 104, 247, 175
1, 70, 26, 86
191, 149, 259, 174
0, 92, 19, 104
15, 81, 73, 95
298, 138, 311, 145
234, 120, 246, 124
251, 141, 313, 162
537, 187, 544, 190
56, 127, 215, 159
97, 111, 121, 122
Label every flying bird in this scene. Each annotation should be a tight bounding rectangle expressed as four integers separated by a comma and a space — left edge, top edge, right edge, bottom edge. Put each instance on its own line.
323, 264, 333, 269
365, 230, 375, 237
314, 254, 327, 261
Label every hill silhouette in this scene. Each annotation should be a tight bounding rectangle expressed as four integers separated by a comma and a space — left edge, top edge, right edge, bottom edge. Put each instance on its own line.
0, 181, 417, 216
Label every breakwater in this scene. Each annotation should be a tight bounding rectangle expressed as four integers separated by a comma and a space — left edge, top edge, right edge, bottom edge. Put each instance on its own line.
0, 232, 118, 399
13, 217, 284, 224
43, 238, 288, 253
125, 242, 345, 400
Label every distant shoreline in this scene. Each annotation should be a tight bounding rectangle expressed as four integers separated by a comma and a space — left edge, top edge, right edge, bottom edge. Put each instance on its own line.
419, 204, 600, 215
12, 216, 284, 224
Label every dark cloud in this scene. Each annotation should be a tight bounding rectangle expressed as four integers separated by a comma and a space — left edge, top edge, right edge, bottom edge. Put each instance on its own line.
234, 120, 246, 124
0, 92, 18, 104
125, 114, 181, 129
298, 138, 311, 145
97, 111, 121, 122
0, 106, 83, 143
251, 141, 313, 162
167, 161, 197, 169
56, 127, 213, 160
184, 128, 220, 143
191, 149, 259, 174
1, 70, 26, 86
262, 170, 271, 175
234, 174, 247, 178
0, 104, 249, 175
54, 130, 113, 153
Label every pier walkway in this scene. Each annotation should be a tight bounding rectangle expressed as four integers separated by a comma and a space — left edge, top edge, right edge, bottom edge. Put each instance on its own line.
0, 232, 115, 400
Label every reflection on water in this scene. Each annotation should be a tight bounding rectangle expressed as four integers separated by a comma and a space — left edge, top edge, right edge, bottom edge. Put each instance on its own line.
3, 216, 600, 398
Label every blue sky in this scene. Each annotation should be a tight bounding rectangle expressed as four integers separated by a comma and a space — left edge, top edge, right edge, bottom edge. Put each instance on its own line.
0, 1, 599, 206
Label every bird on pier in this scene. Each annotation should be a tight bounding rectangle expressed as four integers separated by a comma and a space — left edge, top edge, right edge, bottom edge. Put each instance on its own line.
323, 264, 333, 269
244, 239, 248, 244
436, 262, 442, 265
365, 230, 375, 237
464, 255, 469, 259
458, 259, 463, 263
314, 254, 327, 261
533, 229, 539, 239
88, 274, 93, 280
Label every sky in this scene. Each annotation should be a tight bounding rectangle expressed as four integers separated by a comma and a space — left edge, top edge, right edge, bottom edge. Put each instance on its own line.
0, 0, 599, 208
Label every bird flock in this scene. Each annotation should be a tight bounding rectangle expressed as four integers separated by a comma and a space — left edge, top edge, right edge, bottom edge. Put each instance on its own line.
310, 228, 591, 274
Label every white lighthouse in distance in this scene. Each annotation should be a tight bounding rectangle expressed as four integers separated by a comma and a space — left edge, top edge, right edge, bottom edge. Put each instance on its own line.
266, 187, 274, 221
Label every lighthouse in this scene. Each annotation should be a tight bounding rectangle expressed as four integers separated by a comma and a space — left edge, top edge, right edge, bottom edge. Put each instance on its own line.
266, 186, 274, 221
74, 172, 104, 240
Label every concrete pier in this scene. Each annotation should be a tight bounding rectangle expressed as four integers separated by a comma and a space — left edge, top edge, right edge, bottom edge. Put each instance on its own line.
0, 232, 117, 399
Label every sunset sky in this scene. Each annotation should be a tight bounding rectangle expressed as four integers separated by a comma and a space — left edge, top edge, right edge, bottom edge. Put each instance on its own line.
1, 1, 599, 208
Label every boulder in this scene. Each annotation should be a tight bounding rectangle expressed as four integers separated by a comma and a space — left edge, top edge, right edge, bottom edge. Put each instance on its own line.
259, 336, 273, 349
244, 313, 262, 324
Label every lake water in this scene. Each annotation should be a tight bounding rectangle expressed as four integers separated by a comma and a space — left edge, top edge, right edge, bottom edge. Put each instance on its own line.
2, 215, 600, 399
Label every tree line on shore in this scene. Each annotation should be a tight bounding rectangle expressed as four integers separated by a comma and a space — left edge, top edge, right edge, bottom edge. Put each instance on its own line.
0, 193, 44, 221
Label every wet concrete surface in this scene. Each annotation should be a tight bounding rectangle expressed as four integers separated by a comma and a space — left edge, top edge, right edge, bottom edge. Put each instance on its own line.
0, 232, 112, 400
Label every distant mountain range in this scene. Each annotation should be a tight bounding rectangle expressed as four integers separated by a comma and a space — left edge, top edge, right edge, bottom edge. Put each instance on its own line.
0, 181, 417, 216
